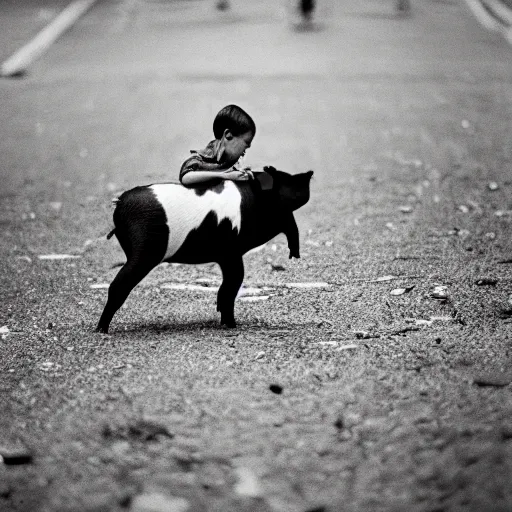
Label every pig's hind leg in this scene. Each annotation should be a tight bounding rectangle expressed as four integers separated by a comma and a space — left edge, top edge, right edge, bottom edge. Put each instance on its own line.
95, 223, 168, 333
217, 256, 244, 328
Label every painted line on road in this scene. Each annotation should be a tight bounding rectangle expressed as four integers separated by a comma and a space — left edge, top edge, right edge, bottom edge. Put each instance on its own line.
464, 0, 502, 31
464, 0, 512, 44
1, 0, 100, 77
483, 0, 512, 25
482, 0, 512, 43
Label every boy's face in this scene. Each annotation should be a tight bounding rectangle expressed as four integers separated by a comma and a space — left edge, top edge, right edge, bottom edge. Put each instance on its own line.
220, 130, 254, 166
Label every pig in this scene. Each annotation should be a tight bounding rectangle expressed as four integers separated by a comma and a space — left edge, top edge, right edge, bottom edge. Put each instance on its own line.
95, 166, 313, 333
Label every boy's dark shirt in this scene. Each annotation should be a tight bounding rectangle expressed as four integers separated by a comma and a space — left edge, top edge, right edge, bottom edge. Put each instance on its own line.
179, 140, 225, 184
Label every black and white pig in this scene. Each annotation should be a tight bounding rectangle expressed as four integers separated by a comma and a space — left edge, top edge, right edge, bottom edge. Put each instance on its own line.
96, 166, 313, 333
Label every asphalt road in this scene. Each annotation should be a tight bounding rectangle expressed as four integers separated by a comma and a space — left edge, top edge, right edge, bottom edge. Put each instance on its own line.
1, 1, 512, 511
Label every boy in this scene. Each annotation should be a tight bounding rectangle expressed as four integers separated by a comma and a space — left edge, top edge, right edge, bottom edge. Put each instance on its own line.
180, 105, 256, 188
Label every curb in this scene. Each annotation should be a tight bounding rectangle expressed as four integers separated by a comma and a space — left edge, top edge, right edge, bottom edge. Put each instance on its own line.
1, 0, 99, 77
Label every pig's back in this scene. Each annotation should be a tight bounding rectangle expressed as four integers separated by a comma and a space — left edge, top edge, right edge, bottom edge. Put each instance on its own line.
150, 181, 242, 261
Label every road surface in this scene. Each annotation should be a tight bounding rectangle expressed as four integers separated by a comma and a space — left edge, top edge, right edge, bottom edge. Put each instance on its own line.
1, 1, 512, 511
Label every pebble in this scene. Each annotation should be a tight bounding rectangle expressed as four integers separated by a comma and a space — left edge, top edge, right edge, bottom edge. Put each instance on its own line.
390, 285, 414, 296
130, 493, 190, 512
500, 425, 512, 440
475, 278, 498, 286
359, 416, 390, 439
102, 419, 173, 442
498, 306, 512, 319
333, 414, 344, 431
111, 440, 131, 456
258, 412, 285, 427
372, 275, 397, 282
233, 466, 263, 498
0, 482, 11, 498
48, 201, 62, 212
341, 412, 362, 429
431, 285, 448, 300
269, 384, 283, 395
354, 331, 374, 339
473, 373, 512, 387
336, 344, 358, 351
0, 444, 33, 465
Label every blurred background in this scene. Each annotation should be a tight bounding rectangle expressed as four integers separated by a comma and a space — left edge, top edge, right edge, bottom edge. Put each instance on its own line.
1, 0, 511, 251
1, 2, 512, 511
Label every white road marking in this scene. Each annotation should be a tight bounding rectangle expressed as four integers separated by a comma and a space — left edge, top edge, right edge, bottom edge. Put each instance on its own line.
238, 296, 271, 302
464, 0, 501, 31
1, 0, 100, 77
464, 0, 512, 45
160, 283, 218, 292
90, 283, 109, 289
38, 254, 81, 260
483, 0, 512, 25
284, 282, 331, 289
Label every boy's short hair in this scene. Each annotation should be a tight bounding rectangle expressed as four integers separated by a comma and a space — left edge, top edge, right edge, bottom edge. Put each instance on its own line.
213, 105, 256, 139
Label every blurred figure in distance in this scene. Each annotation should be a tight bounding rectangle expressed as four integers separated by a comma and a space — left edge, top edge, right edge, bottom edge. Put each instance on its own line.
397, 0, 411, 14
216, 0, 229, 11
300, 0, 316, 21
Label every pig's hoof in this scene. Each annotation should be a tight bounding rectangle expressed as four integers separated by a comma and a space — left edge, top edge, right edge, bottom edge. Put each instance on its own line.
95, 325, 109, 334
220, 318, 237, 328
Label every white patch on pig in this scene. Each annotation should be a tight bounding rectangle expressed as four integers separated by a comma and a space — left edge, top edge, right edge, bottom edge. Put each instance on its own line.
150, 182, 242, 260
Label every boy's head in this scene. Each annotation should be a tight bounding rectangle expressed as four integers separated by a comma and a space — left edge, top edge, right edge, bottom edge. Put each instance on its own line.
213, 105, 256, 166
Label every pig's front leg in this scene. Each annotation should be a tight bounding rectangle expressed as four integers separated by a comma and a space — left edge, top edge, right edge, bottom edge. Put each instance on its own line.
283, 212, 300, 259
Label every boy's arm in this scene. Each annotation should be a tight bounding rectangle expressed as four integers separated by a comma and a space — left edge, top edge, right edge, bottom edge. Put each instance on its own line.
180, 156, 252, 187
179, 155, 224, 186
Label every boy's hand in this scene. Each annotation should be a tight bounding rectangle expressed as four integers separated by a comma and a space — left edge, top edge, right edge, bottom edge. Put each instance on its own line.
242, 168, 254, 180
221, 169, 254, 181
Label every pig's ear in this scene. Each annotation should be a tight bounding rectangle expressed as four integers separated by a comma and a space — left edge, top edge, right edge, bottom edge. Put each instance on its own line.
306, 170, 314, 179
263, 166, 278, 176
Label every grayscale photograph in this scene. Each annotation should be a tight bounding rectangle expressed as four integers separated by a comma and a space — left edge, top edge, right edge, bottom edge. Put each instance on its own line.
1, 0, 511, 510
